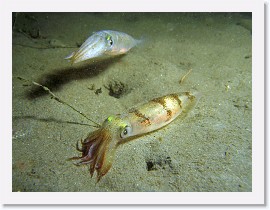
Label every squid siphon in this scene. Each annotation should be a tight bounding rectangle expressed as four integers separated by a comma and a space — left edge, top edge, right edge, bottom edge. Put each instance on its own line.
72, 91, 201, 182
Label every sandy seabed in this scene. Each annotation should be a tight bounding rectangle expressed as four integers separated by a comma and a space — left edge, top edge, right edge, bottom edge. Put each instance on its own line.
12, 12, 251, 192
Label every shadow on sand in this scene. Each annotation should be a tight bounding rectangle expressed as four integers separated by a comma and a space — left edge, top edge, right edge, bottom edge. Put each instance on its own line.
25, 55, 126, 100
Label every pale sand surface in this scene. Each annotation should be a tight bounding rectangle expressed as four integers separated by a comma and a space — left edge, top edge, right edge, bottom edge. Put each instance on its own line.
12, 13, 251, 192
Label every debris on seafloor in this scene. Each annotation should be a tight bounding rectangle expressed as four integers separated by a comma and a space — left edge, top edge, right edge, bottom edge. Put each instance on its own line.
104, 80, 129, 98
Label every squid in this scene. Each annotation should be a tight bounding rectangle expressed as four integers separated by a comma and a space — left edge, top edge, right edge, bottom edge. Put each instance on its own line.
65, 30, 141, 64
72, 91, 201, 182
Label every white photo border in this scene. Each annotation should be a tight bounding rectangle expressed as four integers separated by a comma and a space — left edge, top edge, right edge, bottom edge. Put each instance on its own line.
0, 0, 265, 205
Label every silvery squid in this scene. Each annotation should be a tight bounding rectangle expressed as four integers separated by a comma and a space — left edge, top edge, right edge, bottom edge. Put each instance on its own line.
65, 30, 141, 64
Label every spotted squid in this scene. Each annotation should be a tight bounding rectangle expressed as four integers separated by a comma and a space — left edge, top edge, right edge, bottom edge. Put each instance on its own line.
65, 30, 141, 64
72, 91, 201, 182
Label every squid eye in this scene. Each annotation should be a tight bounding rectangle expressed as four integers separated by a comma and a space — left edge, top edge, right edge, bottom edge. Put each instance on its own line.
106, 35, 113, 46
109, 38, 113, 46
120, 126, 132, 138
